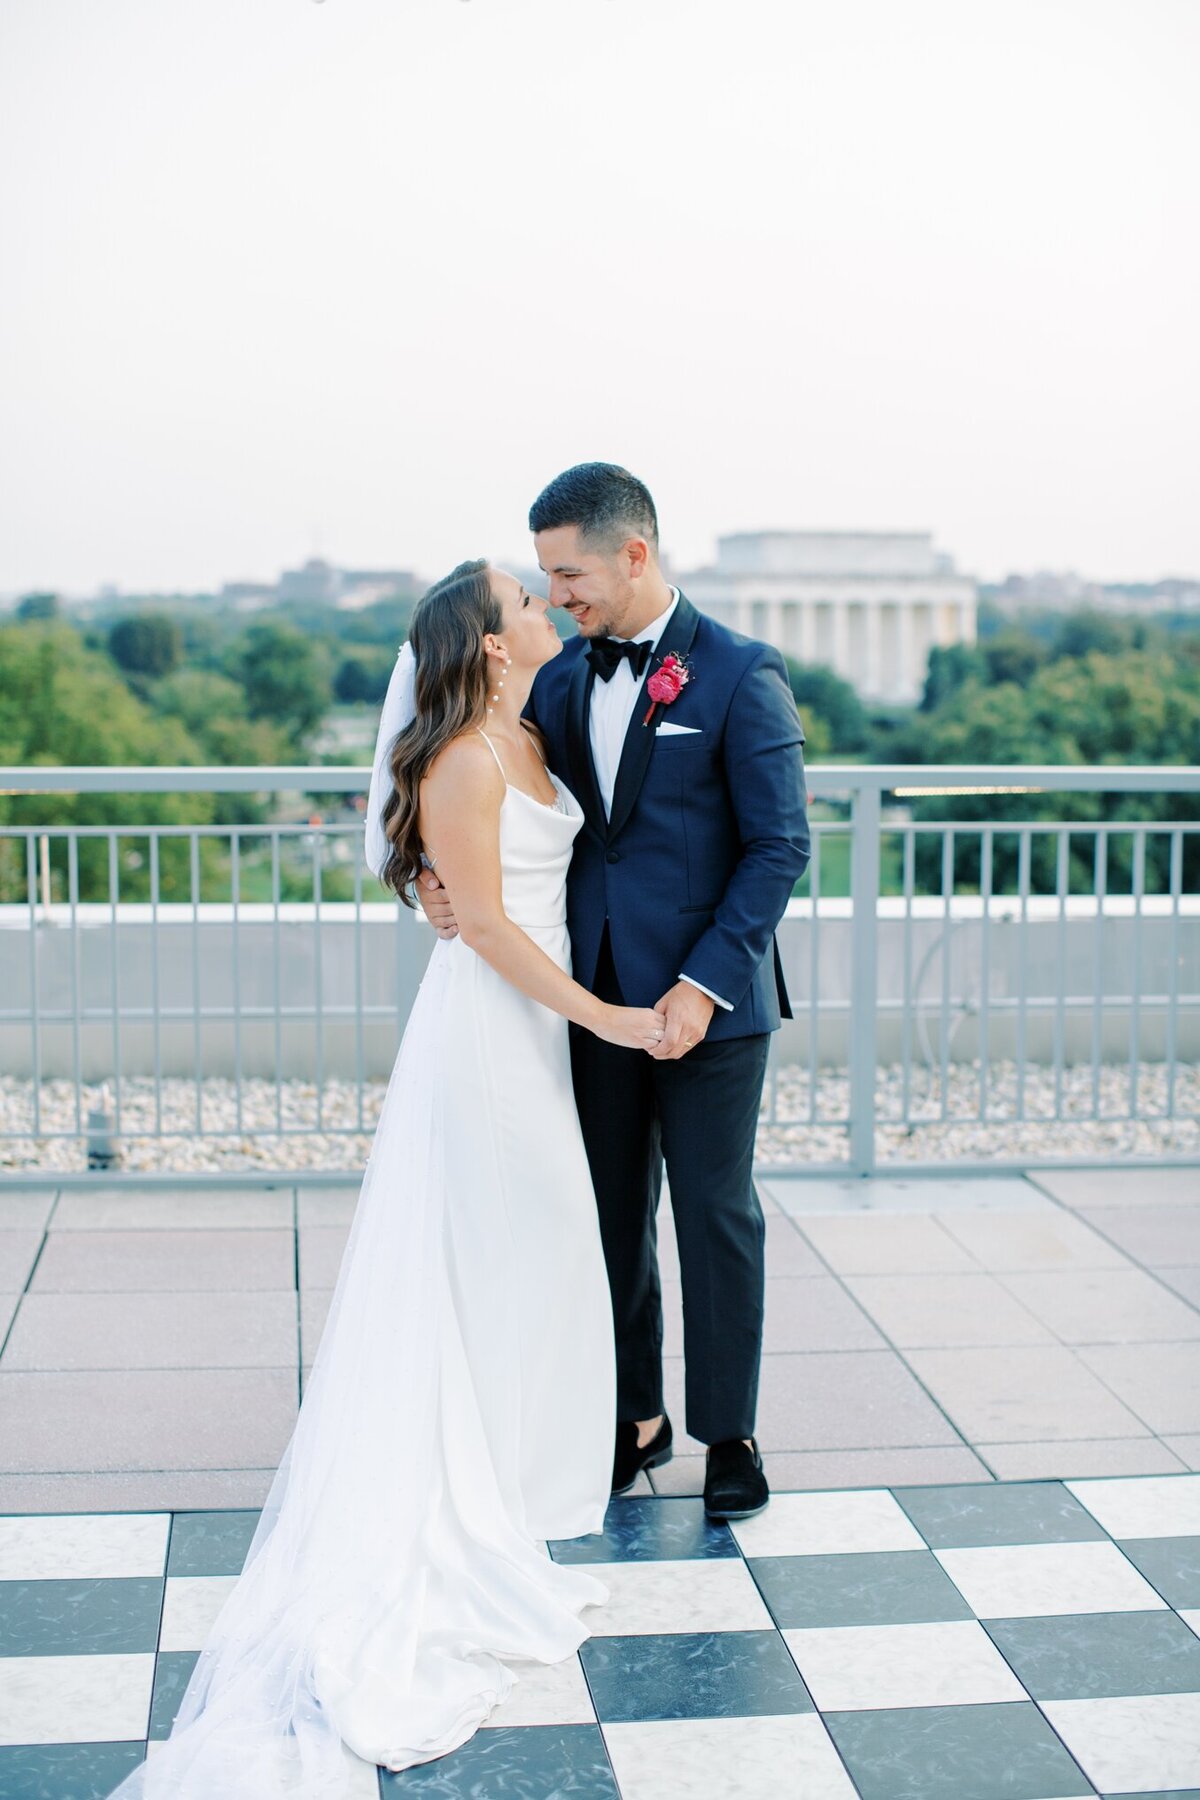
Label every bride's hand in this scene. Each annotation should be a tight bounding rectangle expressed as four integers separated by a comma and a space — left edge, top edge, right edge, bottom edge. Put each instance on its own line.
594, 1005, 669, 1052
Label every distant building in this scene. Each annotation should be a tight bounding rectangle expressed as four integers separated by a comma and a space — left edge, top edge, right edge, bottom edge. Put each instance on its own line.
681, 531, 977, 705
277, 558, 344, 605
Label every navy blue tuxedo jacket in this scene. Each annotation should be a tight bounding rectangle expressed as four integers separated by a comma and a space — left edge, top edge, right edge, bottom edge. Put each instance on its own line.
526, 594, 811, 1042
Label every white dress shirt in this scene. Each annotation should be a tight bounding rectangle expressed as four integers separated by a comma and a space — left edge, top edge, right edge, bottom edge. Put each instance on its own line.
588, 590, 732, 1012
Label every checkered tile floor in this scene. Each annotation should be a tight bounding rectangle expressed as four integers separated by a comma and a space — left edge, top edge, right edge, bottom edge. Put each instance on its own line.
2, 1477, 1200, 1799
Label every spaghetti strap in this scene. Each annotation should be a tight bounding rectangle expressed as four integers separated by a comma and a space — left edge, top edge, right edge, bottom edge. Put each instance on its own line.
476, 729, 507, 778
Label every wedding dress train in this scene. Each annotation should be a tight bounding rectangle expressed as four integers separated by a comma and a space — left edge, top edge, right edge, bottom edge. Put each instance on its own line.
113, 758, 616, 1797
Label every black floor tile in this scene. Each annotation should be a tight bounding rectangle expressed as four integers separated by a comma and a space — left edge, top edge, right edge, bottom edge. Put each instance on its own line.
166, 1511, 261, 1578
985, 1609, 1200, 1700
379, 1724, 616, 1796
149, 1649, 200, 1740
0, 1741, 146, 1800
549, 1496, 737, 1564
1116, 1537, 1200, 1609
580, 1629, 813, 1723
825, 1700, 1095, 1800
0, 1578, 163, 1657
894, 1480, 1110, 1549
748, 1549, 975, 1629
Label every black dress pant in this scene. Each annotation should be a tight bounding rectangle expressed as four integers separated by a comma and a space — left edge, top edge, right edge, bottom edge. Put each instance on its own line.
569, 928, 770, 1446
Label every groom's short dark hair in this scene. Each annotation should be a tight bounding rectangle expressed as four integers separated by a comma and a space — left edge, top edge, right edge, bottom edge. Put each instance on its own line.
529, 463, 659, 552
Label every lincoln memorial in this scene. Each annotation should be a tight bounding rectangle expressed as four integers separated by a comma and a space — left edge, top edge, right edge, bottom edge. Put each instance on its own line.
681, 530, 978, 704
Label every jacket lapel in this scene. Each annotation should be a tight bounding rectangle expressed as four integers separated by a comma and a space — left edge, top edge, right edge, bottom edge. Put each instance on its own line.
606, 594, 702, 844
564, 650, 605, 837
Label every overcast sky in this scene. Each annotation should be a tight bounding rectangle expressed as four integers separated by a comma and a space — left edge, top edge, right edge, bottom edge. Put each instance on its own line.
1, 0, 1196, 596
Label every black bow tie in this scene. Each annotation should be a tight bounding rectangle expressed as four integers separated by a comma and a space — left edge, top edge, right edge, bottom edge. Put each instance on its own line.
587, 637, 653, 682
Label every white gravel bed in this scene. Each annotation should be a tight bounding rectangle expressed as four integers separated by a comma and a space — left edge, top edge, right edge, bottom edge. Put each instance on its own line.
1, 1061, 1196, 1174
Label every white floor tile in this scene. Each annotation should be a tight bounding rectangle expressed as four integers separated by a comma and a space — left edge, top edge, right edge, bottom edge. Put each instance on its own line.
782, 1620, 1027, 1711
603, 1714, 858, 1800
0, 1510, 170, 1579
480, 1653, 595, 1729
1042, 1692, 1200, 1794
935, 1540, 1168, 1618
584, 1559, 772, 1636
1065, 1472, 1200, 1538
731, 1488, 925, 1558
0, 1652, 154, 1746
158, 1574, 239, 1651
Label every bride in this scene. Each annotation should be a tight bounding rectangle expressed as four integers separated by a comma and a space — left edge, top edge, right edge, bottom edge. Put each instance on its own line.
113, 559, 665, 1797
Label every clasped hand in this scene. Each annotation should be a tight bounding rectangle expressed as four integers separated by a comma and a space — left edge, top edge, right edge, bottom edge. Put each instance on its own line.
416, 871, 712, 1059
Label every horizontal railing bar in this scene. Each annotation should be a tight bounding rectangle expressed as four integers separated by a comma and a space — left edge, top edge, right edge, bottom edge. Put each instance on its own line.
3, 764, 1199, 796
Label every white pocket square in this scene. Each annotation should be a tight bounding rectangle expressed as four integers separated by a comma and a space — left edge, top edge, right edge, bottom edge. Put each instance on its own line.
657, 723, 701, 737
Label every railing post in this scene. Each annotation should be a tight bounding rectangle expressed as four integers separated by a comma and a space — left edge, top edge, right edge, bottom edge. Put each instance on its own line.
848, 782, 881, 1177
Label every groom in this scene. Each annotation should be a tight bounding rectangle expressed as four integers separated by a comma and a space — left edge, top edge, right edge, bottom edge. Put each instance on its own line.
426, 464, 809, 1519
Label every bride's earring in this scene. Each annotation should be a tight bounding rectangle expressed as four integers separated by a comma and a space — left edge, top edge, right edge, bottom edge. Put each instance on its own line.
488, 653, 512, 718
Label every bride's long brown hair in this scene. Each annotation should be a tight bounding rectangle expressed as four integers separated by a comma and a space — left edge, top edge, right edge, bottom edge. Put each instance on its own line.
379, 558, 502, 901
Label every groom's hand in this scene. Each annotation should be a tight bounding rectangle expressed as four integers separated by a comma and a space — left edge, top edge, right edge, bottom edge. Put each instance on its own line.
650, 982, 715, 1060
417, 868, 459, 940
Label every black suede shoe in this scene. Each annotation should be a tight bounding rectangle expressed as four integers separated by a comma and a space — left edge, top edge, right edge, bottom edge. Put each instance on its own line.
703, 1436, 769, 1520
611, 1415, 673, 1496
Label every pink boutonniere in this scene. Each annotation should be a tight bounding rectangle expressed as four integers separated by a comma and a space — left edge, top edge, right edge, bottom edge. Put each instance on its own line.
643, 652, 691, 727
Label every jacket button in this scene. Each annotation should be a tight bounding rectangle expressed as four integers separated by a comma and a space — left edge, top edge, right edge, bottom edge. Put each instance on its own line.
606, 850, 620, 864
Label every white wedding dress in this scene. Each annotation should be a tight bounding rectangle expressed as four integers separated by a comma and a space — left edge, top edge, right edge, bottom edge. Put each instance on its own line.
113, 738, 616, 1798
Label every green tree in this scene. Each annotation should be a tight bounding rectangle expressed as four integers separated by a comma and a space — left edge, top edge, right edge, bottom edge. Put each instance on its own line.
15, 592, 60, 621
227, 622, 332, 748
920, 642, 987, 712
0, 621, 214, 901
334, 651, 394, 706
784, 661, 869, 753
108, 613, 183, 680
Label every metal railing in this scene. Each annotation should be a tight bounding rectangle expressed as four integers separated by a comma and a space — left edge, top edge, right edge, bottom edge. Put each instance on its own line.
2, 764, 1197, 1181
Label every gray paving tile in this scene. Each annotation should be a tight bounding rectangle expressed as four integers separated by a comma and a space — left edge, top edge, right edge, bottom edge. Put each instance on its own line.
296, 1185, 358, 1227
1035, 1168, 1200, 1209
894, 1480, 1108, 1548
0, 1293, 18, 1341
0, 1190, 56, 1229
0, 1231, 43, 1290
843, 1273, 1053, 1347
985, 1609, 1200, 1699
938, 1208, 1129, 1272
757, 1351, 966, 1452
0, 1368, 297, 1471
1079, 1206, 1200, 1269
30, 1229, 296, 1293
760, 1447, 993, 1491
2, 1290, 299, 1371
1000, 1270, 1200, 1345
762, 1216, 827, 1277
298, 1226, 350, 1289
656, 1350, 963, 1458
977, 1439, 1188, 1481
663, 1277, 885, 1357
1164, 1437, 1200, 1472
795, 1213, 978, 1275
904, 1345, 1152, 1444
300, 1288, 333, 1365
1078, 1344, 1200, 1435
765, 1176, 1047, 1216
50, 1187, 294, 1230
0, 1468, 275, 1513
1157, 1268, 1200, 1309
